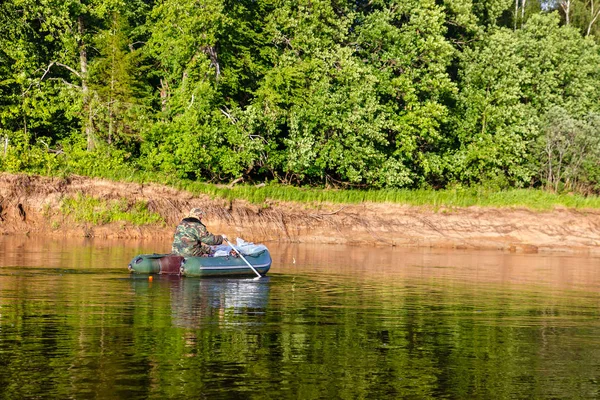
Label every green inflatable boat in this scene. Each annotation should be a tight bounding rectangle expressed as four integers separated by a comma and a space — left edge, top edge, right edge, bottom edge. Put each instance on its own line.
127, 245, 272, 277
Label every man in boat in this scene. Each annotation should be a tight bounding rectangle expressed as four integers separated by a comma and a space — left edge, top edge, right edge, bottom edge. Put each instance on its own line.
171, 208, 225, 257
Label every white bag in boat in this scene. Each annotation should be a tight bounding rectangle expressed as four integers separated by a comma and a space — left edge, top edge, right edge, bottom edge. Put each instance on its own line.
212, 238, 268, 257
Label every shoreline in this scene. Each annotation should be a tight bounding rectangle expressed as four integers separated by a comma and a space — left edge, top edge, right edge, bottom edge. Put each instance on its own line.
1, 173, 599, 255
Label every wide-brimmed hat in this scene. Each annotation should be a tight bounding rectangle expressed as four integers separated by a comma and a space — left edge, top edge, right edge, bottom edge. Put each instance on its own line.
187, 208, 205, 220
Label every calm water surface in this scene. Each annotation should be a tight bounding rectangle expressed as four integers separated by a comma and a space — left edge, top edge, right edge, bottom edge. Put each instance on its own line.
0, 236, 599, 399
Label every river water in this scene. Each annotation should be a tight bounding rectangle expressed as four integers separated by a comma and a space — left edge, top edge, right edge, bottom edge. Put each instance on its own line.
0, 236, 599, 399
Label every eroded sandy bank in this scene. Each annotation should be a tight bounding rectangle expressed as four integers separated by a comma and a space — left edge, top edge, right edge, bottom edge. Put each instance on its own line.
1, 173, 599, 254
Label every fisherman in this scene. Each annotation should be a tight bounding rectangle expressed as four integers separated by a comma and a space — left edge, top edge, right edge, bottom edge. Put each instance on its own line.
171, 208, 225, 257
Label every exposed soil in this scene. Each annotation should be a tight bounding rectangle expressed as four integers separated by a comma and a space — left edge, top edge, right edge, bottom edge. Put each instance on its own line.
1, 173, 600, 254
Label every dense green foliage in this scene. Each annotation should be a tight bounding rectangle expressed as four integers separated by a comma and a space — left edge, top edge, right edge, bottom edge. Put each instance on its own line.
1, 0, 600, 194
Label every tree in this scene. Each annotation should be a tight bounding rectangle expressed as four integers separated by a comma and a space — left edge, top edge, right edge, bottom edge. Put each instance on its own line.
140, 0, 250, 180
90, 12, 147, 149
453, 12, 600, 187
354, 0, 457, 187
546, 0, 600, 38
0, 0, 80, 170
453, 29, 534, 186
538, 106, 600, 192
248, 0, 417, 187
584, 0, 600, 36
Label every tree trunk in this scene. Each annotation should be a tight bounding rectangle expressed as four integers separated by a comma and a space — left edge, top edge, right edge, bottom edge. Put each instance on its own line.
561, 0, 571, 26
587, 0, 600, 36
108, 14, 117, 145
514, 0, 519, 30
204, 46, 220, 81
160, 79, 169, 114
108, 43, 115, 145
78, 16, 94, 151
545, 142, 553, 190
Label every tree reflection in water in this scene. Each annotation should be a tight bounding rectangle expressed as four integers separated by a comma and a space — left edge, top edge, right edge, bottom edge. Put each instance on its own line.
1, 238, 600, 398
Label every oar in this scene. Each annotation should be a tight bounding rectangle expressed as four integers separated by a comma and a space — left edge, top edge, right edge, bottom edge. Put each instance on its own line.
223, 236, 262, 279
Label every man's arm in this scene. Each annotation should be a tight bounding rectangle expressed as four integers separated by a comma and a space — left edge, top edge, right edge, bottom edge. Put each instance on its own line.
195, 222, 224, 245
200, 232, 224, 246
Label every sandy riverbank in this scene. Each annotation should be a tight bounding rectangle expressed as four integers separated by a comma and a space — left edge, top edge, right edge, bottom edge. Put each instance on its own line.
1, 173, 599, 254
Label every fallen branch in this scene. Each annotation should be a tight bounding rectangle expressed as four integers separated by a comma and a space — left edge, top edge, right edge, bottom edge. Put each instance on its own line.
227, 177, 244, 188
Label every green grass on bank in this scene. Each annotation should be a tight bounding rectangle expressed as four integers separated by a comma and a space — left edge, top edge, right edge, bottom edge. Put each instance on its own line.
60, 194, 165, 225
179, 183, 600, 210
54, 168, 600, 211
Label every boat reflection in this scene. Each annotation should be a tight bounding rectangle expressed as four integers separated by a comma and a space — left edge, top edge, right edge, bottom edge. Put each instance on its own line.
130, 276, 271, 327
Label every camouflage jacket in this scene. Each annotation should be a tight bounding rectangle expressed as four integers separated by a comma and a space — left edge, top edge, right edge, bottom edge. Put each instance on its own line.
171, 218, 223, 257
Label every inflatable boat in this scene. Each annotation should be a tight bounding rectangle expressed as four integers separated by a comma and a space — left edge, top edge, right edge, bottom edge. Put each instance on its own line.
127, 241, 272, 277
